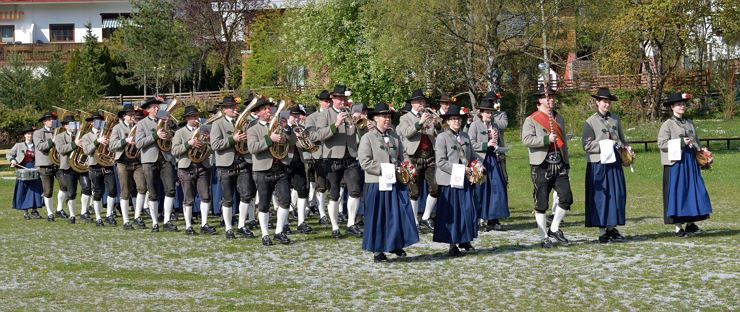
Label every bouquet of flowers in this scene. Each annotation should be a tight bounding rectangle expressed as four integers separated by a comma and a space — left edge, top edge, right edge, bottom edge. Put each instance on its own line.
466, 159, 486, 184
695, 148, 713, 170
397, 160, 417, 184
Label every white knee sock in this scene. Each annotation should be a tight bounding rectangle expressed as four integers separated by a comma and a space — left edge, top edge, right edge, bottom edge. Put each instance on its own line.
148, 201, 159, 226
339, 188, 345, 209
551, 191, 559, 212
134, 193, 145, 219
67, 199, 75, 217
297, 198, 307, 225
276, 207, 289, 234
550, 206, 567, 232
81, 194, 91, 215
317, 192, 326, 218
93, 200, 102, 220
410, 200, 419, 224
120, 199, 130, 223
106, 196, 116, 217
258, 211, 269, 237
291, 189, 298, 211
675, 224, 683, 232
247, 199, 255, 221
222, 206, 233, 231
422, 195, 437, 220
238, 202, 248, 229
308, 182, 316, 202
328, 200, 339, 231
56, 191, 67, 212
535, 212, 548, 239
163, 196, 174, 224
200, 202, 210, 227
44, 197, 53, 216
184, 205, 192, 228
271, 195, 279, 213
143, 192, 150, 209
347, 197, 359, 227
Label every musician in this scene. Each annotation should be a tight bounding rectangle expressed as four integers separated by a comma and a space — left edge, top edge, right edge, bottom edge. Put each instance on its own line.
247, 98, 296, 246
468, 98, 509, 232
286, 106, 313, 234
396, 88, 439, 232
437, 94, 451, 116
308, 85, 363, 238
8, 125, 43, 219
109, 104, 147, 230
171, 105, 216, 235
81, 112, 118, 226
33, 111, 64, 221
483, 91, 509, 183
303, 90, 332, 226
210, 96, 257, 239
521, 86, 573, 248
135, 97, 178, 232
358, 102, 418, 262
54, 115, 84, 224
582, 88, 630, 243
433, 105, 478, 256
657, 92, 713, 237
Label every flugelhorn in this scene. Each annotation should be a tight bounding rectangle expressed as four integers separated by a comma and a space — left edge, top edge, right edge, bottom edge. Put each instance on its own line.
156, 98, 183, 152
293, 121, 319, 153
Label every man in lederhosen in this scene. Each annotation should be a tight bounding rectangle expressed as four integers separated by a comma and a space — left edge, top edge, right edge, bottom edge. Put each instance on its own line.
54, 115, 85, 224
171, 105, 217, 235
521, 85, 573, 248
109, 104, 147, 230
303, 90, 332, 226
397, 88, 440, 232
80, 112, 118, 226
308, 85, 363, 238
247, 98, 296, 245
136, 97, 178, 232
33, 111, 62, 221
286, 106, 313, 234
210, 96, 257, 239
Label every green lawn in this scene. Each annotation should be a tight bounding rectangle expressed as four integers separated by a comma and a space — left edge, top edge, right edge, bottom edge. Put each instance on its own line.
0, 119, 738, 310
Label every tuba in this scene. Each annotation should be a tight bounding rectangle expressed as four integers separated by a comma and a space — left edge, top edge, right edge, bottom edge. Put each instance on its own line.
93, 110, 118, 167
156, 98, 183, 152
69, 110, 92, 173
124, 125, 140, 159
188, 111, 221, 163
293, 122, 319, 153
49, 106, 73, 167
269, 99, 292, 160
234, 95, 260, 155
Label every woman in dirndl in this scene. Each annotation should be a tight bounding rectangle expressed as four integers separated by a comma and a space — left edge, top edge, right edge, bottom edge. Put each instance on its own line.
7, 125, 44, 219
358, 102, 419, 262
657, 92, 713, 237
468, 97, 509, 232
434, 105, 478, 257
581, 87, 631, 243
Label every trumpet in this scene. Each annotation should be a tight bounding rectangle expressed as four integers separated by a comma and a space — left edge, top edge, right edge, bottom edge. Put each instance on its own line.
422, 107, 442, 130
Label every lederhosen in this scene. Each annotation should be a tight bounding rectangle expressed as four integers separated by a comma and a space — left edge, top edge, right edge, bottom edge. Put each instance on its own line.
217, 118, 255, 209
177, 125, 212, 207
252, 122, 291, 213
113, 121, 146, 201
288, 144, 309, 199
529, 111, 573, 213
86, 130, 117, 202
35, 128, 59, 198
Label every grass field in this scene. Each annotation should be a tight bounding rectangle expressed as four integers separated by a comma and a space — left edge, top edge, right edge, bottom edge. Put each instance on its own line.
0, 119, 738, 311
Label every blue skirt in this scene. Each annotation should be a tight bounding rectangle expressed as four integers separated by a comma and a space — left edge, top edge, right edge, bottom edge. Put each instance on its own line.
362, 183, 419, 252
433, 183, 478, 244
663, 148, 712, 224
13, 162, 43, 210
585, 156, 626, 227
475, 150, 509, 220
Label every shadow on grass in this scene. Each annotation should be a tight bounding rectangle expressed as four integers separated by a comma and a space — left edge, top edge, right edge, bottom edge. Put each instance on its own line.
395, 243, 542, 263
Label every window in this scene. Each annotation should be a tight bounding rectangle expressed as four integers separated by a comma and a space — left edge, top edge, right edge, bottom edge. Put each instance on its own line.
49, 24, 74, 42
101, 13, 130, 40
1, 25, 14, 43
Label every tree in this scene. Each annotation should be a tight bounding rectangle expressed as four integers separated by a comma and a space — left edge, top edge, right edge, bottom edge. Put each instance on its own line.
39, 52, 67, 110
64, 23, 108, 108
0, 53, 39, 109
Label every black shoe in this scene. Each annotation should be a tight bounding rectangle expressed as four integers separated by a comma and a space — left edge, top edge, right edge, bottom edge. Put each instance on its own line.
448, 246, 463, 257
685, 223, 703, 234
419, 219, 434, 232
23, 214, 31, 220
297, 222, 314, 234
346, 225, 363, 237
357, 220, 364, 227
490, 219, 504, 231
246, 220, 258, 230
95, 219, 104, 227
391, 249, 407, 257
608, 228, 624, 241
68, 216, 76, 224
374, 252, 389, 262
134, 217, 146, 229
225, 229, 235, 239
291, 209, 298, 220
220, 220, 226, 227
548, 229, 570, 244
47, 214, 55, 222
185, 227, 197, 235
274, 232, 291, 244
105, 216, 117, 226
675, 229, 689, 238
318, 216, 330, 225
261, 236, 273, 246
331, 229, 341, 239
598, 233, 613, 244
479, 221, 491, 232
282, 224, 293, 235
123, 222, 134, 230
56, 210, 69, 219
163, 222, 178, 232
458, 242, 476, 252
170, 212, 177, 221
200, 224, 217, 235
31, 209, 42, 219
338, 212, 347, 223
308, 204, 319, 215
237, 227, 255, 238
151, 224, 159, 232
541, 237, 553, 248
80, 213, 91, 222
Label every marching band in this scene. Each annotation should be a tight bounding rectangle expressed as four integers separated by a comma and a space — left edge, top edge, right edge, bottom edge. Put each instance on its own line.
8, 85, 715, 262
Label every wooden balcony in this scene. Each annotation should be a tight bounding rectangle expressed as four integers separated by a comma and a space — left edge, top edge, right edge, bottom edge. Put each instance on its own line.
0, 42, 84, 65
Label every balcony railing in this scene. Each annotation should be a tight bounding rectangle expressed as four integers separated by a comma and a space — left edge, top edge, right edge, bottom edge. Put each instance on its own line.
0, 42, 84, 64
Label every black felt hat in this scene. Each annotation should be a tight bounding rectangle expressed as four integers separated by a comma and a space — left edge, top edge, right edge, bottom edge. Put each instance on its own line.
663, 92, 692, 106
368, 101, 397, 118
38, 111, 58, 123
439, 105, 467, 119
141, 96, 164, 109
331, 85, 351, 97
85, 111, 103, 122
117, 103, 135, 118
21, 125, 36, 134
478, 98, 496, 111
409, 88, 426, 101
591, 87, 618, 101
183, 105, 200, 117
60, 115, 77, 124
316, 90, 331, 101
